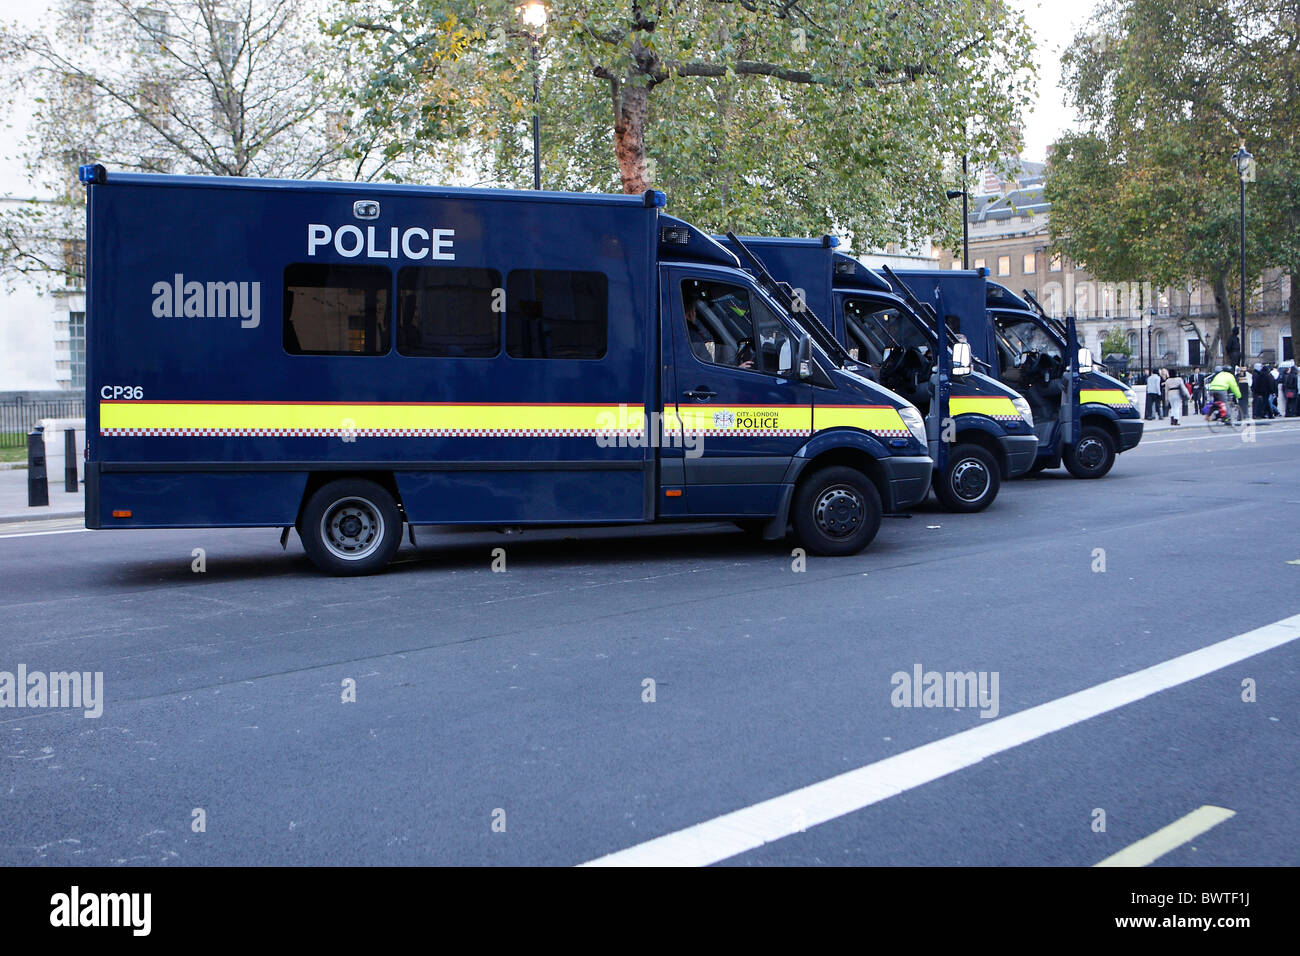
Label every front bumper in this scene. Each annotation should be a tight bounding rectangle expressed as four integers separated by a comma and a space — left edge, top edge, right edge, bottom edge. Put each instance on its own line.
880, 454, 933, 512
999, 434, 1041, 478
1116, 418, 1144, 452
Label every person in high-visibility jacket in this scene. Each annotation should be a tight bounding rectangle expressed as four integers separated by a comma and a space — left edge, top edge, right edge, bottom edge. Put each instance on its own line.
1206, 366, 1242, 399
1205, 366, 1241, 422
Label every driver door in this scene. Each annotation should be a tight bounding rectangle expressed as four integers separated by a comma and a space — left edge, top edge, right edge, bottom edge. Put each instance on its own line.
666, 267, 812, 516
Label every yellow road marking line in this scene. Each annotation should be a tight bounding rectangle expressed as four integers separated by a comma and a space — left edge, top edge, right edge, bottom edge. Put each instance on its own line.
1093, 805, 1236, 867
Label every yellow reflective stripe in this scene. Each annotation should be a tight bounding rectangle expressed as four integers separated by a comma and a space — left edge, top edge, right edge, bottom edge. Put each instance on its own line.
100, 402, 643, 435
1080, 389, 1132, 407
948, 396, 1019, 417
813, 405, 909, 434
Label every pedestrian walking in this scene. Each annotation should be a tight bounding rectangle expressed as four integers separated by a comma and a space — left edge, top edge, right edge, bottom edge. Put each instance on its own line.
1251, 363, 1272, 420
1146, 368, 1162, 420
1281, 363, 1299, 417
1163, 368, 1186, 425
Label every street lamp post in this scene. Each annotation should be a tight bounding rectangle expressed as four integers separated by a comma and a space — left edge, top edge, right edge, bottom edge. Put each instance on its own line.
1234, 145, 1254, 369
946, 155, 969, 269
517, 1, 550, 190
1147, 308, 1155, 376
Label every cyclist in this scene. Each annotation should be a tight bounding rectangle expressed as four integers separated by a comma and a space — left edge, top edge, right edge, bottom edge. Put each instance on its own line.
1205, 365, 1241, 423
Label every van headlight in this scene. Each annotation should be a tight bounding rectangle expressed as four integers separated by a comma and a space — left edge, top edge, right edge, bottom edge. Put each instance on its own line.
1011, 395, 1034, 426
897, 406, 928, 447
1122, 387, 1138, 408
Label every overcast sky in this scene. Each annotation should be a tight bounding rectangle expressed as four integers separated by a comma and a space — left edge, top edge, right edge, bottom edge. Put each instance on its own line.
1008, 0, 1104, 162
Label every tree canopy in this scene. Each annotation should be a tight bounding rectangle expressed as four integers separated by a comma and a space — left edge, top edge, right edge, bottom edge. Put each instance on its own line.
328, 0, 1036, 248
1045, 0, 1300, 354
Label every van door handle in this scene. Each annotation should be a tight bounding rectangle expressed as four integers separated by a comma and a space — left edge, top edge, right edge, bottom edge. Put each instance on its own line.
683, 387, 717, 401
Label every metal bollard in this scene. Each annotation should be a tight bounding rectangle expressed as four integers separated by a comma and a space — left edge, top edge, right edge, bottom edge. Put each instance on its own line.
64, 428, 78, 492
27, 426, 49, 507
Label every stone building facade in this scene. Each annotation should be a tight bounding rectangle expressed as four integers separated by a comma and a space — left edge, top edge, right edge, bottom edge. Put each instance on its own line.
935, 164, 1293, 372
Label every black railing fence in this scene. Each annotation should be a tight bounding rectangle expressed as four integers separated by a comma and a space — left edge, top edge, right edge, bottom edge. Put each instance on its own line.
0, 397, 85, 448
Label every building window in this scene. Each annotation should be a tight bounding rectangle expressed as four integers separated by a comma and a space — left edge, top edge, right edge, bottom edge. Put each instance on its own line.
64, 0, 94, 42
1127, 331, 1138, 353
68, 311, 86, 389
997, 255, 1010, 276
973, 258, 987, 271
1022, 252, 1036, 275
216, 19, 241, 69
1049, 253, 1062, 272
137, 7, 169, 47
1155, 330, 1167, 358
283, 264, 391, 355
396, 267, 501, 357
61, 73, 96, 126
62, 240, 86, 288
326, 111, 348, 147
950, 259, 962, 270
138, 81, 172, 125
1249, 328, 1263, 356
506, 269, 608, 360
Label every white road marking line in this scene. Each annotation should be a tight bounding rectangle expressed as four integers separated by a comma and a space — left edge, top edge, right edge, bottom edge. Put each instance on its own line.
0, 528, 89, 540
1093, 805, 1236, 867
581, 613, 1300, 867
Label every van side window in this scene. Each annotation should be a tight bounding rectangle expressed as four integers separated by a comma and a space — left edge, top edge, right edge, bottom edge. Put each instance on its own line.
683, 279, 792, 374
397, 267, 501, 357
505, 269, 608, 359
284, 264, 391, 356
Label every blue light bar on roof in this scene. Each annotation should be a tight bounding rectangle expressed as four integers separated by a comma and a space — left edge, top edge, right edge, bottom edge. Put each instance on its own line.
78, 164, 105, 184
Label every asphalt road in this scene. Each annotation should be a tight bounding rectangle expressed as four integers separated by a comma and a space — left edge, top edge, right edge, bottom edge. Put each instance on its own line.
1, 423, 1297, 866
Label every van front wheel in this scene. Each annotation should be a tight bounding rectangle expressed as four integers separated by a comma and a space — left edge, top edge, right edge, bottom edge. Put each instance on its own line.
1063, 427, 1116, 479
933, 444, 1000, 513
300, 479, 402, 575
791, 466, 882, 556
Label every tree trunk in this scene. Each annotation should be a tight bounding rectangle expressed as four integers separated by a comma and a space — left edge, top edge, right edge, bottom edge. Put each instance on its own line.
1211, 272, 1234, 363
613, 82, 650, 194
1291, 271, 1300, 361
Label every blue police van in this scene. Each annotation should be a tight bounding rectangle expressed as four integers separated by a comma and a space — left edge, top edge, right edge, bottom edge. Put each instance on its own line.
718, 236, 1039, 512
78, 165, 933, 573
886, 270, 1144, 478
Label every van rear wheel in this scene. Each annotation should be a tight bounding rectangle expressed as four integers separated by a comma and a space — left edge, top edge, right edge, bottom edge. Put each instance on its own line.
300, 479, 402, 575
791, 466, 882, 556
933, 444, 1000, 513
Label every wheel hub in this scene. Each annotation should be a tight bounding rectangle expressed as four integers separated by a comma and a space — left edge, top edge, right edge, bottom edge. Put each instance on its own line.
1077, 438, 1104, 469
321, 497, 384, 560
951, 458, 989, 501
814, 486, 864, 538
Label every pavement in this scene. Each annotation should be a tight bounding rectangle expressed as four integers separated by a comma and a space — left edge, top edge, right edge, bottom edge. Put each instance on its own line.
0, 467, 84, 523
0, 418, 1297, 866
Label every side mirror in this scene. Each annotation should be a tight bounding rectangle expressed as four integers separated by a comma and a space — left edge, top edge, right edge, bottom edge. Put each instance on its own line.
1077, 347, 1094, 373
951, 341, 973, 377
796, 335, 813, 381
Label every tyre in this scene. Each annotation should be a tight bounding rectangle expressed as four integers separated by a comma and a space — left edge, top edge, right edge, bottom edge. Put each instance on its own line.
933, 444, 1000, 512
1062, 426, 1116, 479
299, 478, 403, 575
790, 465, 883, 557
